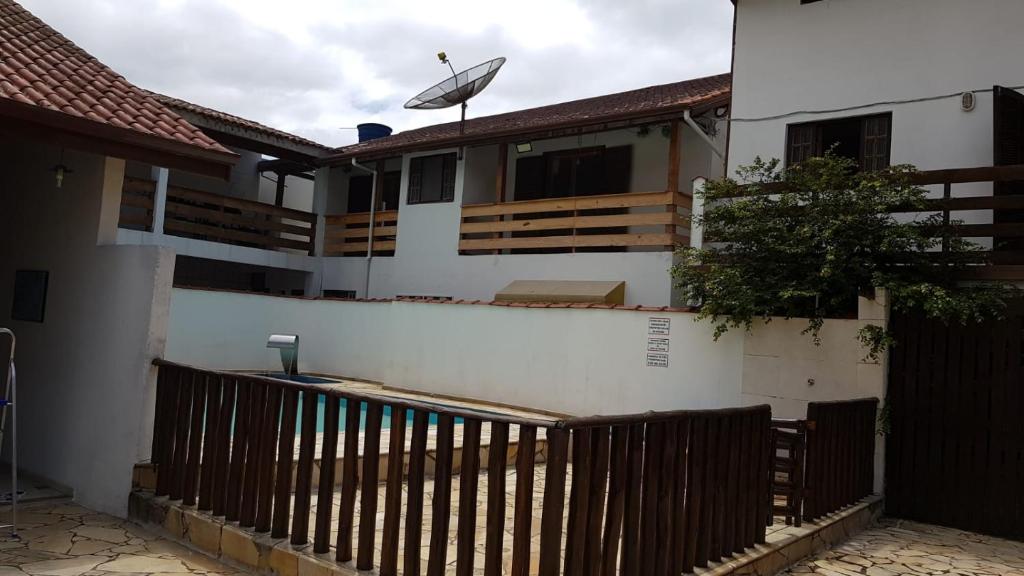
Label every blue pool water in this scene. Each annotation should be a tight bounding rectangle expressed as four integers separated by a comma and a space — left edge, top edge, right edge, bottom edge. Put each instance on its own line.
296, 395, 456, 433
261, 373, 473, 434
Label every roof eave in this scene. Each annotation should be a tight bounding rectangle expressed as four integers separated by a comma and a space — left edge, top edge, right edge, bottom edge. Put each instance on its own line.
173, 110, 331, 161
319, 94, 731, 166
0, 98, 239, 180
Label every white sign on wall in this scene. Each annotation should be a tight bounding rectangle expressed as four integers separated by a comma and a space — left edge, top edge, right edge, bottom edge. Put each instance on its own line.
648, 317, 671, 335
646, 353, 669, 368
647, 338, 670, 353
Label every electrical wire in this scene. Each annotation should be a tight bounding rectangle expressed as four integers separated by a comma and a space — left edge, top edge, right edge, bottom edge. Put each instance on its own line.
716, 83, 1024, 124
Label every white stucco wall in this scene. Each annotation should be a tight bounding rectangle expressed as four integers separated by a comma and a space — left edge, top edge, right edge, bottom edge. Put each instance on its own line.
729, 0, 1024, 205
0, 142, 173, 516
740, 293, 889, 493
165, 288, 744, 416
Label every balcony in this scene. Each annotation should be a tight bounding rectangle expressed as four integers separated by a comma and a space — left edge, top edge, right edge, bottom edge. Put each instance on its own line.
458, 190, 692, 254
323, 210, 399, 256
118, 176, 316, 255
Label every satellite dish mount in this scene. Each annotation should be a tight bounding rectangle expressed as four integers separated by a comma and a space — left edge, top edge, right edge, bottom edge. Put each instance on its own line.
405, 53, 506, 158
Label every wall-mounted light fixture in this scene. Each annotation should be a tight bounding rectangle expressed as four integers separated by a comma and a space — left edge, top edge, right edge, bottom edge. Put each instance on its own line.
51, 149, 72, 189
515, 142, 532, 154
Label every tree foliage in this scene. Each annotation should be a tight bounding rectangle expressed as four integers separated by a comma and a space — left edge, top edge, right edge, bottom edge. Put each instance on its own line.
672, 154, 1016, 357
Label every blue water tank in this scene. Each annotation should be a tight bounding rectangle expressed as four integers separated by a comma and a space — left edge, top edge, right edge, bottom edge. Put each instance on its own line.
357, 123, 393, 142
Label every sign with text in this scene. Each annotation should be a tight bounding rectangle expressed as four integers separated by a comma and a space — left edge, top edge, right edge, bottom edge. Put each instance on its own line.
647, 338, 670, 353
648, 317, 671, 335
646, 352, 669, 368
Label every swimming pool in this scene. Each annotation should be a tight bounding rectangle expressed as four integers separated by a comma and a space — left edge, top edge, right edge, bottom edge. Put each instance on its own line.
295, 395, 458, 433
260, 372, 518, 433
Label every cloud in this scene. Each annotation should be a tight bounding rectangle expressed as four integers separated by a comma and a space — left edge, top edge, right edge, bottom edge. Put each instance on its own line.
21, 0, 732, 148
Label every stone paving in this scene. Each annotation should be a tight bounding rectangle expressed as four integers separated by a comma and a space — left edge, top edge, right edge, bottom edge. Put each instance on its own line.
780, 518, 1024, 576
0, 498, 245, 575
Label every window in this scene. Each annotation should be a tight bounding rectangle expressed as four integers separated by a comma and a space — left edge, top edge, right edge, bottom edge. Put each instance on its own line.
407, 152, 457, 204
513, 145, 632, 200
347, 170, 402, 213
324, 289, 357, 300
785, 113, 891, 171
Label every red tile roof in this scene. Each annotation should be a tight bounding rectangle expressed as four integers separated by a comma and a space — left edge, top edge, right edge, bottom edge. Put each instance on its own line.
327, 73, 731, 162
147, 90, 331, 152
0, 0, 237, 169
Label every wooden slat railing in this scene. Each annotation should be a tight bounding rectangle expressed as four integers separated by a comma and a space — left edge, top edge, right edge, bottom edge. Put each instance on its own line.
770, 419, 808, 527
324, 211, 398, 256
164, 185, 316, 254
458, 190, 692, 254
716, 165, 1024, 279
117, 178, 317, 254
803, 398, 879, 522
149, 359, 775, 575
119, 177, 156, 231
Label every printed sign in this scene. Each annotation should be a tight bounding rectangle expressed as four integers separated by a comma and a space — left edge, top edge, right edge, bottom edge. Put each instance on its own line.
648, 317, 671, 335
646, 352, 669, 368
647, 338, 670, 353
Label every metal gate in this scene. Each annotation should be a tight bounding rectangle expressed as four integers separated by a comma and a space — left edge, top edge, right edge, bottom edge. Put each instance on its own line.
886, 307, 1024, 540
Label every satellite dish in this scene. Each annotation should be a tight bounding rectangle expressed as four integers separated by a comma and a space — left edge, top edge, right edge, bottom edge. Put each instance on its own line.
405, 55, 506, 152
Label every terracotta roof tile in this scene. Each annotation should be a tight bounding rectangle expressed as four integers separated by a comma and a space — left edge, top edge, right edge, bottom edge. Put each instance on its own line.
145, 90, 331, 152
0, 0, 232, 157
329, 73, 731, 160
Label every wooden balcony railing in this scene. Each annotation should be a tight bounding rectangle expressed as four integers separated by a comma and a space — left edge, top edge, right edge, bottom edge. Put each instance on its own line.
117, 177, 317, 254
459, 190, 692, 254
164, 185, 316, 254
150, 359, 775, 575
720, 164, 1024, 279
118, 177, 156, 231
324, 211, 399, 256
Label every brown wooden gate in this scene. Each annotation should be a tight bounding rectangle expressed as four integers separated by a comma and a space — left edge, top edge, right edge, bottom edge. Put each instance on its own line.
886, 307, 1024, 540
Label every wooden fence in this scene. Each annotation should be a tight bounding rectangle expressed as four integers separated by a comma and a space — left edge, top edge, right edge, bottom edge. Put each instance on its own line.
323, 210, 398, 256
802, 398, 879, 522
458, 190, 691, 254
118, 178, 317, 254
150, 360, 772, 576
769, 419, 807, 527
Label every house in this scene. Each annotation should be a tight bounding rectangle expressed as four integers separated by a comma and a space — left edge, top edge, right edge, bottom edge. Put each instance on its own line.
0, 0, 241, 514
726, 0, 1024, 540
316, 76, 730, 305
116, 90, 331, 295
727, 0, 1024, 269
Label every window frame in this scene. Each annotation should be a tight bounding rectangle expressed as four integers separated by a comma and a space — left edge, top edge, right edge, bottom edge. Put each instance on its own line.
407, 152, 458, 205
784, 112, 893, 171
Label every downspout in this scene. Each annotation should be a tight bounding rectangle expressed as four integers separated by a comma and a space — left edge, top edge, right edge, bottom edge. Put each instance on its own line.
683, 109, 725, 160
350, 158, 378, 298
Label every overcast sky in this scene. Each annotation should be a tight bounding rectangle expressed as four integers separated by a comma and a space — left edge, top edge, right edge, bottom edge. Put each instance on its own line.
23, 0, 733, 148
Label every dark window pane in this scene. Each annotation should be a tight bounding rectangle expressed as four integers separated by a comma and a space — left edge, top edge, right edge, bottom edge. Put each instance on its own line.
786, 113, 891, 171
408, 152, 457, 204
382, 171, 401, 210
347, 175, 373, 213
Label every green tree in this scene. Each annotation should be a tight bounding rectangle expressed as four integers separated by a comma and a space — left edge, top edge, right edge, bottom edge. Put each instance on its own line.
672, 154, 1015, 358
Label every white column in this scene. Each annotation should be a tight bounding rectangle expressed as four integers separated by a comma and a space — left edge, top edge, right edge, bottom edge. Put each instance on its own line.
96, 157, 126, 245
690, 177, 706, 249
304, 167, 330, 296
150, 166, 169, 236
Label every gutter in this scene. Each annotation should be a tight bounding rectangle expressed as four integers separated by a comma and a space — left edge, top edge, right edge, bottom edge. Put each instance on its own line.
350, 158, 378, 297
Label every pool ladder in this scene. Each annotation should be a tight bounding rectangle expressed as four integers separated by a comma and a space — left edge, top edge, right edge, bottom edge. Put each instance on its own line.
0, 329, 17, 539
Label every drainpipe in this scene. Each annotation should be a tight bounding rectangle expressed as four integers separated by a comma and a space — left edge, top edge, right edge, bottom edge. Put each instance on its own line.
350, 158, 378, 297
683, 109, 725, 161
